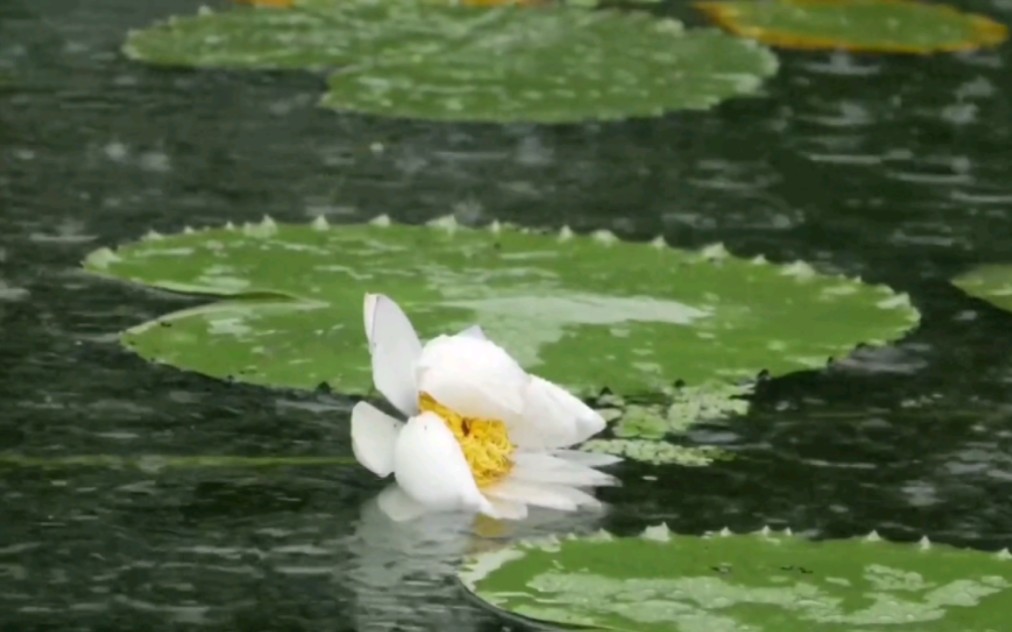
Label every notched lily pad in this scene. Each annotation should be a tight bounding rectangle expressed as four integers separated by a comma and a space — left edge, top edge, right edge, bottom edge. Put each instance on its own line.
952, 264, 1012, 314
696, 0, 1008, 54
460, 526, 1012, 631
83, 217, 919, 403
124, 0, 778, 122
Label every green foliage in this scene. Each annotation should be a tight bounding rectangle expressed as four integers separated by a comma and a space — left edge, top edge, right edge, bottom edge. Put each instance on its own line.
461, 526, 1012, 631
83, 217, 918, 400
124, 0, 778, 122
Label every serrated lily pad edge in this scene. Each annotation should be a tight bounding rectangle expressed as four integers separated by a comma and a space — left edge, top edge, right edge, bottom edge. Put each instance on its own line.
82, 213, 921, 390
458, 522, 1012, 600
83, 213, 920, 308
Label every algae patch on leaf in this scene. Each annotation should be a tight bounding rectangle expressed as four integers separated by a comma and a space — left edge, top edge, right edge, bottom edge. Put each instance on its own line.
696, 0, 1008, 54
124, 0, 778, 123
460, 526, 1012, 631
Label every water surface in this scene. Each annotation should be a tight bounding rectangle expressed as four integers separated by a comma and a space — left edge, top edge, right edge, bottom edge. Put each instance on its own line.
2, 0, 1011, 629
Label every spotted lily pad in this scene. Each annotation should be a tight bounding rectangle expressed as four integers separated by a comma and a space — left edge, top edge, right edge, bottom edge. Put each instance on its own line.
696, 0, 1008, 54
83, 217, 918, 404
460, 526, 1012, 631
123, 0, 777, 123
952, 265, 1012, 314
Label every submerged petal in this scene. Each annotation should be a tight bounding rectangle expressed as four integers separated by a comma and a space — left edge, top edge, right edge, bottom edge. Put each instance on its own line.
485, 497, 528, 521
351, 401, 403, 478
416, 334, 529, 423
376, 485, 429, 522
364, 293, 423, 417
393, 411, 495, 516
484, 479, 601, 512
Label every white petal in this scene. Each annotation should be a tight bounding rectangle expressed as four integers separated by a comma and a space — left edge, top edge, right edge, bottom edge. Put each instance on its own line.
351, 401, 403, 478
511, 453, 618, 487
376, 485, 429, 522
393, 411, 492, 515
363, 294, 379, 346
456, 325, 487, 340
416, 334, 529, 422
485, 496, 528, 521
364, 294, 423, 417
514, 376, 605, 449
552, 450, 623, 468
484, 479, 600, 512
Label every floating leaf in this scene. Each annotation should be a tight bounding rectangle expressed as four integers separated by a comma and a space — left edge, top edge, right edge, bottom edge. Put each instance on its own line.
696, 0, 1008, 54
124, 0, 778, 123
83, 218, 918, 402
952, 264, 1012, 314
460, 526, 1012, 631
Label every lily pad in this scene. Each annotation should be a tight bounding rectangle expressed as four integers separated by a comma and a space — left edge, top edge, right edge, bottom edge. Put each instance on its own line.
952, 265, 1012, 314
460, 526, 1012, 631
124, 0, 778, 123
695, 0, 1008, 54
83, 217, 918, 402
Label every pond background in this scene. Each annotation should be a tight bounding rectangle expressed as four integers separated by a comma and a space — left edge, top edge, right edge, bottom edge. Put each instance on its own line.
1, 0, 1011, 629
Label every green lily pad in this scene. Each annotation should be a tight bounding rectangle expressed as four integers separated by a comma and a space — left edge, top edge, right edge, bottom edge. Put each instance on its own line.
83, 217, 918, 402
124, 0, 778, 123
953, 265, 1012, 314
460, 526, 1012, 631
696, 0, 1008, 54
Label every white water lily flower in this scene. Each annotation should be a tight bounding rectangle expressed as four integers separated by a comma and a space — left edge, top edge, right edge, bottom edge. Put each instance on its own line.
352, 293, 621, 522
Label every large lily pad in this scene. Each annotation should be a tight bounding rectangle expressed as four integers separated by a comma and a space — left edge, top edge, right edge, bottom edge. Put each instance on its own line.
123, 0, 778, 123
695, 0, 1008, 54
952, 265, 1012, 314
460, 526, 1012, 631
83, 217, 918, 401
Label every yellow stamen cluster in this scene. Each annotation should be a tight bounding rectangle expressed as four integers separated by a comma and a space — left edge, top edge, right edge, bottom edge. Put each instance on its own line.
419, 393, 514, 488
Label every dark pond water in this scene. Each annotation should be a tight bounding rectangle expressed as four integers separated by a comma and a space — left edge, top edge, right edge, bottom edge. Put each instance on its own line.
2, 0, 1012, 629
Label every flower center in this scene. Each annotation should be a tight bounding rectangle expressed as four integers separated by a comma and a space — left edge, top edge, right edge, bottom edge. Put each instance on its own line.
418, 392, 514, 488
